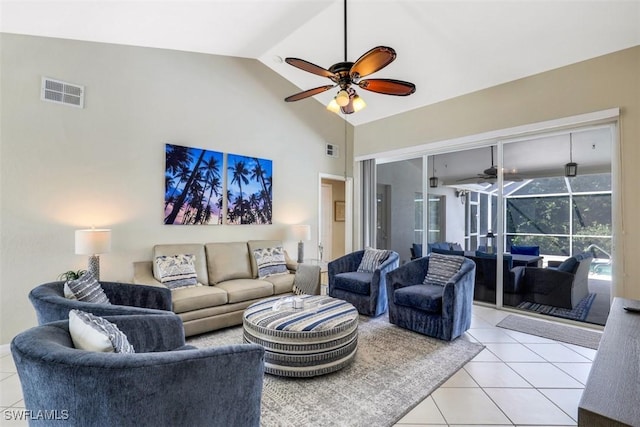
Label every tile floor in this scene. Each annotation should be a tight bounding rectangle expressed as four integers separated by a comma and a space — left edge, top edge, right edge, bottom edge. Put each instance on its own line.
0, 305, 595, 426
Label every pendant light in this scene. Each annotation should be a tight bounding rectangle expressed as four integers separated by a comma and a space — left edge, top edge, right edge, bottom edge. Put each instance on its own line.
565, 133, 578, 177
429, 155, 438, 188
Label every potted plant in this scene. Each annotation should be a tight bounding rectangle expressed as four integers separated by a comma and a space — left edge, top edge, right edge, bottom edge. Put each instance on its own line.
58, 270, 87, 282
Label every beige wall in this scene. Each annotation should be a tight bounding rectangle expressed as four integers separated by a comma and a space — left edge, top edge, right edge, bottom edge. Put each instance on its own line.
355, 46, 640, 300
0, 34, 353, 342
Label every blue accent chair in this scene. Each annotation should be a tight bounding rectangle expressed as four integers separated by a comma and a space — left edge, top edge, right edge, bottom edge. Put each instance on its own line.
29, 281, 172, 325
328, 250, 399, 316
11, 313, 265, 427
385, 256, 476, 341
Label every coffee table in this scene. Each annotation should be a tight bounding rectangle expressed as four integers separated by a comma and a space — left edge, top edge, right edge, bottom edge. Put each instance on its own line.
243, 295, 358, 377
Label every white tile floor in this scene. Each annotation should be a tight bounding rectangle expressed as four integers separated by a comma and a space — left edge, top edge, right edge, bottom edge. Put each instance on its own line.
0, 305, 595, 427
395, 305, 595, 427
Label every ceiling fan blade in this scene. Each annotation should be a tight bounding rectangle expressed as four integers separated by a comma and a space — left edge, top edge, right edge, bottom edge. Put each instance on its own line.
350, 46, 396, 79
358, 79, 416, 96
285, 58, 335, 79
284, 85, 334, 102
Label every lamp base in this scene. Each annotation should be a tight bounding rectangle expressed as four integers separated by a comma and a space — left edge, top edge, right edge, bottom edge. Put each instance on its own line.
87, 255, 100, 280
297, 241, 304, 264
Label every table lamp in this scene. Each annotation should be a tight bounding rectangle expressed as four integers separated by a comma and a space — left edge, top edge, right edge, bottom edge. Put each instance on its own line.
291, 224, 311, 263
75, 228, 111, 280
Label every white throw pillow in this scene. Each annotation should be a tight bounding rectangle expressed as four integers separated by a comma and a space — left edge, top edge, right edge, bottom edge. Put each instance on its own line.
154, 254, 199, 289
253, 247, 289, 279
68, 309, 135, 353
63, 271, 111, 304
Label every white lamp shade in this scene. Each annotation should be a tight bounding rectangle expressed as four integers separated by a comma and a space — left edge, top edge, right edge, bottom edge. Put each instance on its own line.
291, 224, 311, 242
75, 229, 112, 255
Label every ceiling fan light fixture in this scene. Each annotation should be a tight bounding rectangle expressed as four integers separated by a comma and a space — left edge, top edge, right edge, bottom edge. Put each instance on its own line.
336, 89, 350, 107
327, 98, 341, 113
352, 94, 366, 112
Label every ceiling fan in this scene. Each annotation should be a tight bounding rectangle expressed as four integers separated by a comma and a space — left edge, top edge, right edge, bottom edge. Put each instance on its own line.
283, 0, 416, 114
457, 147, 522, 183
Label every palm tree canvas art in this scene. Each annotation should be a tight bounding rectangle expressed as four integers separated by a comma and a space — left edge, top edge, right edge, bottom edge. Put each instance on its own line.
226, 154, 273, 225
165, 143, 224, 225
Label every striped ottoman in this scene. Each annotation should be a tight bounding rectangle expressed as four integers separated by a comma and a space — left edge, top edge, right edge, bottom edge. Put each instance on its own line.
243, 295, 358, 377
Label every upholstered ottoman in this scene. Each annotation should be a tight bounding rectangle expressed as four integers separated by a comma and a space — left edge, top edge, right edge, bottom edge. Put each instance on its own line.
243, 295, 358, 377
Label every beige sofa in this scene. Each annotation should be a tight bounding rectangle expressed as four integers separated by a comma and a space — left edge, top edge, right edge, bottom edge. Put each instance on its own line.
133, 240, 321, 336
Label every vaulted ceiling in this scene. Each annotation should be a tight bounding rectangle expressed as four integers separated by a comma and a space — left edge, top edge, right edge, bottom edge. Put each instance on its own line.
1, 1, 639, 126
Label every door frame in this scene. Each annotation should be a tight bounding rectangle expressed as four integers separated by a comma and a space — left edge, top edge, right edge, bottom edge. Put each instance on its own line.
319, 173, 353, 257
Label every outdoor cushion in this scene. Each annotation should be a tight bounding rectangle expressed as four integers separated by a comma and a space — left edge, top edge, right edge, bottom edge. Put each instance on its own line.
412, 243, 423, 258
393, 284, 444, 313
333, 271, 374, 295
510, 245, 540, 256
556, 256, 579, 273
431, 248, 465, 256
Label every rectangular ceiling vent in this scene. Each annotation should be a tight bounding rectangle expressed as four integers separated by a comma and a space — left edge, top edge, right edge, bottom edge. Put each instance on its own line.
326, 143, 339, 158
41, 77, 85, 108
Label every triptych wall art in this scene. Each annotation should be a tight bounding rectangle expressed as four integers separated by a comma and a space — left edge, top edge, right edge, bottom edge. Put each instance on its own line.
164, 143, 273, 225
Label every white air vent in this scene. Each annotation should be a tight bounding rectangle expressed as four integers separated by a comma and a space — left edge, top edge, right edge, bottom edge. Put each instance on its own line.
41, 77, 84, 108
326, 143, 339, 158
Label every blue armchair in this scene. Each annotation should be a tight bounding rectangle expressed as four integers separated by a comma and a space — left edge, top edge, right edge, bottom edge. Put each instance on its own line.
11, 313, 265, 427
328, 250, 399, 316
386, 256, 476, 341
29, 281, 172, 325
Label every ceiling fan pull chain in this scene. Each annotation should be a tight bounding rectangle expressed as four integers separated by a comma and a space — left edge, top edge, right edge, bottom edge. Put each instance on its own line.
344, 0, 348, 62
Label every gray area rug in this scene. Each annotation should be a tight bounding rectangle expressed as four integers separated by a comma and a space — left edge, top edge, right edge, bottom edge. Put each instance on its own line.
188, 315, 484, 427
497, 314, 602, 350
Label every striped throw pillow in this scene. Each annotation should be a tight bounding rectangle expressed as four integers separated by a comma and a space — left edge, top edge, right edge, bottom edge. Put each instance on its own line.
357, 248, 391, 273
69, 309, 135, 353
253, 247, 289, 279
63, 271, 111, 304
154, 254, 198, 289
423, 253, 464, 286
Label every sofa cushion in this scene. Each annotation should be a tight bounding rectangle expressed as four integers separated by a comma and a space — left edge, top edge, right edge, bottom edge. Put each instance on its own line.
205, 242, 253, 284
154, 254, 199, 289
215, 279, 273, 304
423, 253, 464, 286
248, 240, 288, 278
333, 271, 373, 295
64, 271, 111, 305
393, 284, 444, 313
263, 273, 295, 294
171, 285, 228, 314
357, 248, 390, 273
153, 244, 208, 285
68, 309, 134, 353
253, 246, 289, 278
